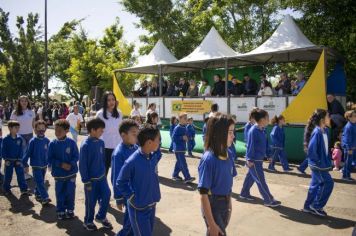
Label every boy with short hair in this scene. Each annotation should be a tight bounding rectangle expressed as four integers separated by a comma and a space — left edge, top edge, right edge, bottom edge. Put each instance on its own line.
117, 124, 161, 236
23, 120, 51, 205
112, 119, 139, 236
2, 120, 31, 196
48, 119, 79, 220
171, 113, 195, 183
186, 117, 196, 157
79, 118, 112, 231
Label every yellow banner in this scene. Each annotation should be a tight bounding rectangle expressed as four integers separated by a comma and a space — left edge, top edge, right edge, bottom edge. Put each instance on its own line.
172, 100, 212, 114
113, 75, 132, 116
282, 50, 327, 124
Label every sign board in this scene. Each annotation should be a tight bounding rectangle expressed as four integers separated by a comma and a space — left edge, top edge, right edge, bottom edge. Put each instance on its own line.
230, 97, 256, 122
257, 97, 286, 118
171, 100, 212, 114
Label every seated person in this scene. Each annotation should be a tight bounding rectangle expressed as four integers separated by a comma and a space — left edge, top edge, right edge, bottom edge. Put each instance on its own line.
228, 77, 244, 96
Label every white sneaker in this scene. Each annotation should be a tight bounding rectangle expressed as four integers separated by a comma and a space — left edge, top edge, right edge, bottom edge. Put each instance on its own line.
25, 173, 33, 180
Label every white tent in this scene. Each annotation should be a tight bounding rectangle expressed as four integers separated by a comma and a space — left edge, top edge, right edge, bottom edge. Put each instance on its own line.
118, 39, 184, 74
233, 15, 340, 63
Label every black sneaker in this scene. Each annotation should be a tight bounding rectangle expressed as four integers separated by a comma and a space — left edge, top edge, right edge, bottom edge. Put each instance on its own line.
310, 205, 327, 217
57, 212, 65, 220
172, 176, 183, 181
83, 223, 98, 231
239, 195, 255, 201
35, 195, 42, 202
65, 210, 75, 219
20, 190, 32, 197
95, 218, 113, 229
297, 167, 306, 174
301, 207, 312, 213
264, 200, 281, 208
41, 198, 51, 206
184, 177, 196, 184
283, 168, 293, 172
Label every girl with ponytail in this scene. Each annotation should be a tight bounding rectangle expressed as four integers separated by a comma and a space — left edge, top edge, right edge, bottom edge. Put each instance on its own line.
302, 109, 334, 217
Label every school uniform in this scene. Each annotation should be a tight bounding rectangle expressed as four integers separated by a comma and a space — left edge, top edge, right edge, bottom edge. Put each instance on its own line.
2, 135, 28, 193
240, 125, 275, 204
186, 124, 196, 155
202, 123, 207, 143
0, 137, 3, 182
268, 125, 290, 171
169, 124, 177, 152
48, 137, 79, 214
117, 149, 161, 236
79, 137, 111, 224
23, 136, 50, 200
172, 124, 192, 180
198, 151, 237, 235
112, 142, 138, 236
304, 127, 334, 211
244, 122, 253, 144
341, 121, 356, 179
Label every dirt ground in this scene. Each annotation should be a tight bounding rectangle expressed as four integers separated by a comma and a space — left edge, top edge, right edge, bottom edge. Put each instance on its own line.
0, 128, 355, 236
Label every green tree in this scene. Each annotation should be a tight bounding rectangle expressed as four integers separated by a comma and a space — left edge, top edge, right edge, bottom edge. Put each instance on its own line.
0, 8, 45, 99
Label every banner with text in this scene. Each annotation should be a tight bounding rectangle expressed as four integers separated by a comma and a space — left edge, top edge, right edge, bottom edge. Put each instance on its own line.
171, 100, 212, 114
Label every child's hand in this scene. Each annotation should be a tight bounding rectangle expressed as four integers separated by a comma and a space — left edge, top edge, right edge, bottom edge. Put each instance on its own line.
246, 160, 254, 168
61, 163, 71, 171
348, 150, 353, 155
208, 223, 224, 236
24, 167, 29, 173
183, 135, 188, 141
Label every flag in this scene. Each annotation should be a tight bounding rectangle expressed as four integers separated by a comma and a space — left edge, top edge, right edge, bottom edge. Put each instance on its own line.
113, 74, 131, 116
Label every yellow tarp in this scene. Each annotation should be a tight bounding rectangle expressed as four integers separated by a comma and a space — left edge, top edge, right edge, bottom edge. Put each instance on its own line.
113, 75, 131, 116
282, 50, 327, 124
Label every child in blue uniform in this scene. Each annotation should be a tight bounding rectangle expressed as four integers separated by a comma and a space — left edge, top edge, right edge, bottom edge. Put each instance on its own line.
48, 119, 79, 220
79, 118, 113, 231
186, 117, 196, 157
228, 115, 238, 161
117, 124, 161, 236
243, 107, 259, 144
202, 117, 209, 144
302, 109, 334, 216
240, 109, 280, 207
0, 127, 3, 183
112, 119, 139, 236
23, 120, 51, 204
171, 113, 195, 183
169, 116, 177, 153
341, 110, 356, 181
146, 112, 162, 161
2, 121, 31, 196
297, 125, 311, 174
268, 115, 293, 172
198, 114, 237, 236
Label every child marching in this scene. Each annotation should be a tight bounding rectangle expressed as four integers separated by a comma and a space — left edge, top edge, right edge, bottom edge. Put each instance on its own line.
341, 110, 356, 181
186, 117, 196, 157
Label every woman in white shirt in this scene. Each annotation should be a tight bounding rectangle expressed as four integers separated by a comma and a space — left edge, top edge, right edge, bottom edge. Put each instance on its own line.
66, 105, 84, 143
258, 80, 274, 96
199, 79, 211, 96
96, 91, 123, 176
10, 96, 35, 179
130, 100, 142, 118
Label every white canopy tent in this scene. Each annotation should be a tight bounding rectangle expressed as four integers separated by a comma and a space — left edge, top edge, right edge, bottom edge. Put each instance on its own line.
230, 15, 341, 63
118, 39, 184, 74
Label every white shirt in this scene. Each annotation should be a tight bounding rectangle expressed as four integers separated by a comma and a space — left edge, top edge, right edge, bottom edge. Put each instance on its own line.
199, 85, 211, 96
66, 113, 84, 129
96, 109, 123, 149
130, 108, 141, 117
10, 109, 35, 135
258, 87, 273, 96
322, 133, 328, 154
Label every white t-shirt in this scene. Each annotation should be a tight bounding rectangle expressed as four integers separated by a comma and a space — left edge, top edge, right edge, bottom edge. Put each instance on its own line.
10, 109, 35, 135
130, 108, 141, 117
66, 113, 84, 129
96, 109, 123, 149
322, 133, 328, 154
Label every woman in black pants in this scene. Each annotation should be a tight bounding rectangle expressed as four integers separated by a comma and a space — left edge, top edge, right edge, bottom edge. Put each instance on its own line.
96, 91, 123, 176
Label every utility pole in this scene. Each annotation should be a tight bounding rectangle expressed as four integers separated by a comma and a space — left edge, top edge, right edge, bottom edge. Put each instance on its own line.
44, 0, 49, 104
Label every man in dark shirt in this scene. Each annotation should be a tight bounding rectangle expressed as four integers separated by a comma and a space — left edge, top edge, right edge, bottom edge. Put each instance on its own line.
242, 73, 258, 95
228, 77, 244, 96
176, 78, 189, 96
327, 94, 346, 144
211, 74, 225, 96
275, 72, 291, 95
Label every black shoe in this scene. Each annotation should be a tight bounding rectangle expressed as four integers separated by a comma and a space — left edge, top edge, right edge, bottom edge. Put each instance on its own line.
95, 218, 113, 229
184, 177, 196, 184
283, 168, 293, 172
310, 205, 327, 217
264, 200, 281, 208
65, 210, 75, 219
35, 195, 42, 202
239, 195, 255, 201
83, 223, 98, 231
57, 212, 65, 220
172, 176, 183, 181
297, 167, 306, 174
41, 198, 51, 206
20, 190, 32, 197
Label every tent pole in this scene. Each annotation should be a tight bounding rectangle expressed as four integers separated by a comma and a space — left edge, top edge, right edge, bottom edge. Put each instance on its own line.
224, 58, 230, 113
159, 64, 162, 96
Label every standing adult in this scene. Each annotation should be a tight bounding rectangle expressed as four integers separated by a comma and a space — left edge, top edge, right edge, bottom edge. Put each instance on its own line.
10, 95, 36, 179
186, 80, 199, 97
241, 73, 258, 96
275, 72, 291, 95
199, 79, 211, 96
177, 78, 189, 96
228, 77, 244, 96
292, 72, 307, 95
211, 74, 225, 96
327, 94, 346, 143
96, 91, 123, 176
